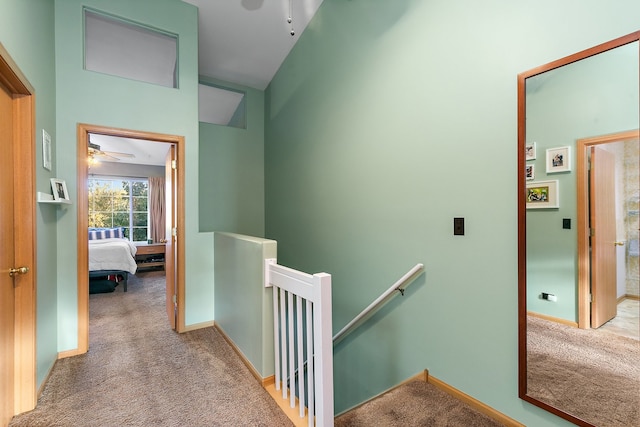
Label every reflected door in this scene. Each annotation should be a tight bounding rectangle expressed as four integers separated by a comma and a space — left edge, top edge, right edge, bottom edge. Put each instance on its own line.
590, 146, 617, 328
165, 145, 177, 330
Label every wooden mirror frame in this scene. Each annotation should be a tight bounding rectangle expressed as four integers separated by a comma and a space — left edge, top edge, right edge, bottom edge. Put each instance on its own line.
517, 30, 640, 426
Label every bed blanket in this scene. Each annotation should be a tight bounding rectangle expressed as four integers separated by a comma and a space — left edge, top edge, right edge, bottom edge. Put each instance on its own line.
89, 238, 138, 274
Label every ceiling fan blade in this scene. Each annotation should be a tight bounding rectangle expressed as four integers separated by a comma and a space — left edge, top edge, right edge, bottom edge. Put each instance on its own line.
102, 150, 135, 158
95, 152, 121, 161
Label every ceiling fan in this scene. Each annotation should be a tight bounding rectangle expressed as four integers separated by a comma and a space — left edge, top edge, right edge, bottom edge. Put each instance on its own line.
88, 141, 135, 162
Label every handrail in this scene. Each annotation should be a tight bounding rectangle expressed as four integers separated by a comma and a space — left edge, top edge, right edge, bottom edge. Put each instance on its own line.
332, 263, 424, 344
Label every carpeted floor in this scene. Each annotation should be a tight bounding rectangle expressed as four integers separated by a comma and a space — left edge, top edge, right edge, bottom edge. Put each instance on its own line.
527, 316, 640, 427
10, 271, 294, 427
334, 380, 504, 427
10, 270, 526, 426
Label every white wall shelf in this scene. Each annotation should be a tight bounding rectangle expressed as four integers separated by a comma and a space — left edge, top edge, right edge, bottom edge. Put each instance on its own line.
37, 192, 72, 205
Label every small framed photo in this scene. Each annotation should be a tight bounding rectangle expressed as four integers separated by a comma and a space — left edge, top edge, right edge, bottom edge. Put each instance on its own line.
526, 180, 559, 209
546, 146, 571, 173
525, 164, 535, 181
42, 129, 52, 171
50, 178, 70, 202
525, 142, 536, 161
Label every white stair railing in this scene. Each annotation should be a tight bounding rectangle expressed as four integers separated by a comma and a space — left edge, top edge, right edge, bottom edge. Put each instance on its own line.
265, 259, 333, 427
333, 263, 423, 344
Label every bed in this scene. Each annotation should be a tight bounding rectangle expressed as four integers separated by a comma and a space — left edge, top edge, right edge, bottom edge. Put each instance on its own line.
88, 228, 137, 292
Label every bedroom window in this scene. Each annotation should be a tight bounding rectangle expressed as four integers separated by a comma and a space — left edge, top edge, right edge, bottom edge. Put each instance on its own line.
88, 178, 149, 242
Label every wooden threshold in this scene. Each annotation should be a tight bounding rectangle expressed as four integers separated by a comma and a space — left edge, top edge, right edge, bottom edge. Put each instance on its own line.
265, 382, 310, 427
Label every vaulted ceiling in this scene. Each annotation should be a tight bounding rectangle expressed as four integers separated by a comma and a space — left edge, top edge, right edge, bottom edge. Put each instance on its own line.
183, 0, 325, 90
94, 0, 326, 164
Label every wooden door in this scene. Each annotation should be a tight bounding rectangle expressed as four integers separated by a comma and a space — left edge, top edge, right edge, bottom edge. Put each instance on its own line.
590, 146, 617, 328
0, 79, 16, 427
0, 44, 36, 418
165, 145, 177, 329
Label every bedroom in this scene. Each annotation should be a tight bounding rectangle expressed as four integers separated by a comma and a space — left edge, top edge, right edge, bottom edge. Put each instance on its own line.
87, 134, 170, 295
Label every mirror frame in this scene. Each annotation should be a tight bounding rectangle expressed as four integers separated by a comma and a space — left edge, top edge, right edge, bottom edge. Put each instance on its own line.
517, 30, 640, 427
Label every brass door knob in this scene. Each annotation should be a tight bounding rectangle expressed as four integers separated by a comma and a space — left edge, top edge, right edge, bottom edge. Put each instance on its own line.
9, 266, 29, 277
614, 241, 624, 246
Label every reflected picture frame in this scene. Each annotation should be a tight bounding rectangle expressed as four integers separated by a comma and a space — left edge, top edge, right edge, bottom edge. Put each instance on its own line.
525, 164, 535, 181
546, 146, 571, 173
526, 180, 559, 209
50, 178, 70, 202
525, 142, 536, 160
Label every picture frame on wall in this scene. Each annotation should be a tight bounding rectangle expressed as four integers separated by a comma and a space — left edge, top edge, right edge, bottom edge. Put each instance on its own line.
526, 180, 559, 209
43, 129, 52, 171
50, 178, 70, 202
546, 146, 571, 173
525, 164, 535, 180
525, 142, 536, 160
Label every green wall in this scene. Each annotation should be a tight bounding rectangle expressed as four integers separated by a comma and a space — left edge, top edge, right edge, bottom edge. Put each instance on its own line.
526, 44, 639, 321
0, 0, 58, 389
54, 0, 214, 351
199, 77, 265, 237
214, 232, 276, 377
264, 0, 640, 424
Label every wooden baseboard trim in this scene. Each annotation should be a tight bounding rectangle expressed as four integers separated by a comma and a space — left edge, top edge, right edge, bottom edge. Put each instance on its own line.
36, 359, 58, 398
262, 374, 275, 388
527, 311, 578, 328
624, 294, 640, 301
427, 375, 524, 427
57, 348, 84, 359
214, 323, 263, 384
181, 320, 215, 333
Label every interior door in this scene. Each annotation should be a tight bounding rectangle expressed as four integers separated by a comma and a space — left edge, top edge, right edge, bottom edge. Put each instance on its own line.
165, 145, 177, 329
590, 146, 618, 328
0, 80, 16, 427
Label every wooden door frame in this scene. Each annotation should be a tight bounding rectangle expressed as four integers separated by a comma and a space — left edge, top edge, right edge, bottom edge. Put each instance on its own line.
75, 124, 186, 355
0, 43, 37, 414
576, 129, 639, 328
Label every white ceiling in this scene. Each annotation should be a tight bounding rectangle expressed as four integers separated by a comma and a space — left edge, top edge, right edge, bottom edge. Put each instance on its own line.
183, 0, 325, 90
89, 134, 171, 166
93, 0, 325, 166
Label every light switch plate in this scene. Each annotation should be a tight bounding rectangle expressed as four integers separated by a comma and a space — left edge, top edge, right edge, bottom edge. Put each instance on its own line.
454, 217, 464, 236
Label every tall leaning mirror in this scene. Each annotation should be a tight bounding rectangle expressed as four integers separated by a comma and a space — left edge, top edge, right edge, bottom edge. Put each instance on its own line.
518, 32, 640, 427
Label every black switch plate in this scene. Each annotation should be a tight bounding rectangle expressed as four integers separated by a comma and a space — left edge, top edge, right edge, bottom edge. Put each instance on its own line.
454, 217, 464, 235
563, 218, 571, 229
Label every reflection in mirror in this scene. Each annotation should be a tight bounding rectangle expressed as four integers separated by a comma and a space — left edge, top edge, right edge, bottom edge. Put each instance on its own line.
518, 33, 640, 427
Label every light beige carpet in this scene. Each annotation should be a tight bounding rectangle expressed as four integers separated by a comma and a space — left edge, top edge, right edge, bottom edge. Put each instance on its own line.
335, 380, 504, 427
527, 316, 640, 427
10, 271, 294, 427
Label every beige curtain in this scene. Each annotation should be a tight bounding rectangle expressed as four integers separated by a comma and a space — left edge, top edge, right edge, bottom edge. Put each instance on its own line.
149, 177, 165, 243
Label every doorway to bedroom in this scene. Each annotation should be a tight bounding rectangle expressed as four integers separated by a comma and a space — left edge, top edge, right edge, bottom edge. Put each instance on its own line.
76, 124, 186, 355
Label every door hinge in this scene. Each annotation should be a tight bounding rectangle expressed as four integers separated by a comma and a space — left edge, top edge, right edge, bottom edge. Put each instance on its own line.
172, 227, 177, 237
589, 228, 595, 237
171, 160, 177, 170
172, 294, 177, 305
589, 293, 593, 303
